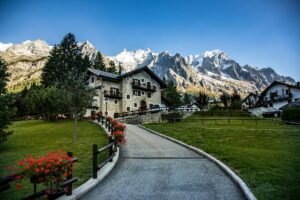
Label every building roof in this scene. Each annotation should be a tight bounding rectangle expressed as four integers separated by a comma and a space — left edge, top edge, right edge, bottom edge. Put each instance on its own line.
260, 81, 300, 97
87, 66, 167, 88
242, 92, 259, 103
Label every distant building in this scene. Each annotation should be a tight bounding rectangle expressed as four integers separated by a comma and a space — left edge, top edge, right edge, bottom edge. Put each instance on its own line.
242, 92, 259, 109
86, 66, 166, 117
243, 81, 300, 116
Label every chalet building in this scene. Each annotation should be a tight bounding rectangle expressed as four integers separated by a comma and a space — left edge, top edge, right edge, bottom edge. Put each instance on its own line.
242, 92, 260, 109
86, 66, 166, 117
244, 81, 300, 116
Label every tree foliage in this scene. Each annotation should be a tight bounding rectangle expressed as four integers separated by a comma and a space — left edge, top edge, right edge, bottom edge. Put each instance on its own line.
93, 52, 106, 71
162, 81, 182, 108
107, 60, 117, 74
196, 91, 209, 109
41, 33, 91, 87
0, 58, 14, 143
220, 92, 230, 109
183, 93, 192, 105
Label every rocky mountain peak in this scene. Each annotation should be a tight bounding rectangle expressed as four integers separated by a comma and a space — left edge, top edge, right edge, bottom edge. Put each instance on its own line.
0, 40, 296, 96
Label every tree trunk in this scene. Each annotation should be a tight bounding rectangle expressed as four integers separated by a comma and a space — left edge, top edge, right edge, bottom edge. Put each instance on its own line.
72, 113, 78, 142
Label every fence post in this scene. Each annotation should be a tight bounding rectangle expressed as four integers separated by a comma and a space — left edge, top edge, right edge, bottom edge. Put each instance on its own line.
105, 119, 108, 129
108, 121, 111, 132
108, 136, 114, 162
256, 119, 258, 125
66, 152, 73, 196
93, 144, 98, 179
101, 116, 104, 125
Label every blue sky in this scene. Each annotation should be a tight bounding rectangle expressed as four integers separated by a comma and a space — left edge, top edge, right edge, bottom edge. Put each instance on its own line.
0, 0, 299, 80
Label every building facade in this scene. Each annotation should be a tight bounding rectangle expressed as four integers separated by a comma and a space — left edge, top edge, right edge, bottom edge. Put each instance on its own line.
86, 66, 166, 117
244, 81, 300, 116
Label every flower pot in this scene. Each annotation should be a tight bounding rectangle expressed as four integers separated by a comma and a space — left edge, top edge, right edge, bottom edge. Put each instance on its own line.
30, 176, 47, 184
46, 189, 64, 200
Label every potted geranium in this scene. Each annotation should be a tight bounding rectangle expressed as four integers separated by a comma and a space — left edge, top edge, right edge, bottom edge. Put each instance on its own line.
16, 150, 73, 199
112, 130, 127, 144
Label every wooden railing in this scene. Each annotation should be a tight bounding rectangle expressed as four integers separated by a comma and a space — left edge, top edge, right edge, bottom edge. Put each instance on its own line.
104, 90, 122, 99
131, 82, 157, 92
0, 152, 78, 200
92, 138, 117, 179
93, 116, 118, 179
161, 117, 277, 125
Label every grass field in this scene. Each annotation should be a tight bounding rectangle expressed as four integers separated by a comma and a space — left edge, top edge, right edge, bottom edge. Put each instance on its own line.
0, 120, 107, 200
145, 114, 300, 200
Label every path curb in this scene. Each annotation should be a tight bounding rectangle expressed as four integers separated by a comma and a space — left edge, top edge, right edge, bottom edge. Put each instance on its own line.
138, 125, 257, 200
57, 121, 120, 200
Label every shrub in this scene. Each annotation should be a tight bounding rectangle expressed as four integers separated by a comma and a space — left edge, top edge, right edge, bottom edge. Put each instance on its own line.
161, 112, 184, 122
282, 107, 300, 123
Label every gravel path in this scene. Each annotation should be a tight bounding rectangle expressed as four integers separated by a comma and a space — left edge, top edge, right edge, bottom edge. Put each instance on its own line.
81, 124, 246, 200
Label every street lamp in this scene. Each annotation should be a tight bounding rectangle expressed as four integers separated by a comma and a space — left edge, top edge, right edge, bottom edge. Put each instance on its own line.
105, 98, 108, 117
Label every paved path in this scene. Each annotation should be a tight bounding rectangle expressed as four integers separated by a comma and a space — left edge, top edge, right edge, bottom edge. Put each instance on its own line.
81, 124, 246, 200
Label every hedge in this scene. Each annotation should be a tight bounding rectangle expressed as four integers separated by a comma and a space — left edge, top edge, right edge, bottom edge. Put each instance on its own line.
281, 107, 300, 123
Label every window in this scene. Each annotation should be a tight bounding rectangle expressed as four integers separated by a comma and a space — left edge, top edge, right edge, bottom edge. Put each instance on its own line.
147, 93, 151, 98
91, 77, 94, 83
133, 79, 140, 86
127, 95, 130, 99
141, 79, 144, 82
127, 107, 130, 111
115, 100, 118, 104
133, 90, 141, 96
142, 92, 144, 95
110, 87, 119, 94
134, 103, 137, 107
97, 77, 100, 80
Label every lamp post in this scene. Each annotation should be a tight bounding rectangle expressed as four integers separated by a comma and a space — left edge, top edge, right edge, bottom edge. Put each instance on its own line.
105, 98, 109, 129
105, 98, 108, 117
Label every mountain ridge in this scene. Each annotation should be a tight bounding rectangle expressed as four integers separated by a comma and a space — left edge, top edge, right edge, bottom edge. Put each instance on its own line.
0, 40, 295, 95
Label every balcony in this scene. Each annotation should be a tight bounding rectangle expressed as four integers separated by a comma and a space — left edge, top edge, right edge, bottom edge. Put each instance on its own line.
132, 82, 157, 92
104, 90, 122, 99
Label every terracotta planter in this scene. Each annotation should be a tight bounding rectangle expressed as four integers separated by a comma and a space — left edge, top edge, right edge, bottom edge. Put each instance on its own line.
30, 176, 47, 184
46, 189, 64, 200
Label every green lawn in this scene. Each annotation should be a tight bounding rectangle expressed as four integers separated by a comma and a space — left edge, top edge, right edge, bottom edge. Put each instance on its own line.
0, 120, 107, 200
145, 114, 300, 200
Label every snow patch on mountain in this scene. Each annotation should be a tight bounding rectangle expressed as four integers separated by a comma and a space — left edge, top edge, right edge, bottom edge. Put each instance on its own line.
0, 42, 13, 51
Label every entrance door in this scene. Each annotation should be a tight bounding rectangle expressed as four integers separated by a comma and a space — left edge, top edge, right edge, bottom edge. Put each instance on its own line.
140, 100, 147, 111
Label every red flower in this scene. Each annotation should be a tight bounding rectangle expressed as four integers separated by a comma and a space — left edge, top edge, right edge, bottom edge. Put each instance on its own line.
34, 168, 40, 173
44, 169, 50, 174
16, 183, 23, 190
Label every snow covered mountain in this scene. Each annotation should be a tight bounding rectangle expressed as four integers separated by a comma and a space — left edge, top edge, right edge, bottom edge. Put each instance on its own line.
0, 40, 296, 95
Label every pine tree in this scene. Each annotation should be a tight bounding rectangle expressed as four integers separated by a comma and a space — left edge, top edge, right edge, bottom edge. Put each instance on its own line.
0, 58, 14, 143
41, 33, 91, 87
196, 91, 209, 109
93, 52, 106, 71
183, 93, 191, 105
162, 81, 182, 108
107, 60, 117, 74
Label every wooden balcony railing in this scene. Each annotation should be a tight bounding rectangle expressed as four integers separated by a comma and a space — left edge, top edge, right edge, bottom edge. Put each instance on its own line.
131, 82, 157, 92
104, 90, 122, 99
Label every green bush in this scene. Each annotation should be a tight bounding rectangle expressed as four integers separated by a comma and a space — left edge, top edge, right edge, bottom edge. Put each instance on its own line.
161, 112, 184, 122
282, 107, 300, 122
